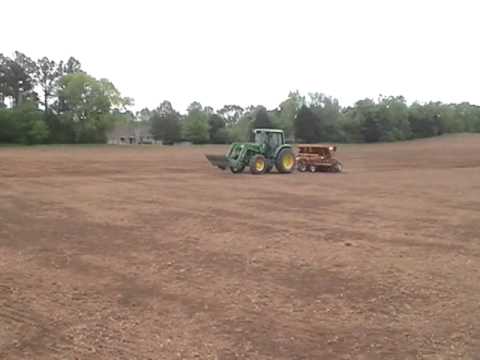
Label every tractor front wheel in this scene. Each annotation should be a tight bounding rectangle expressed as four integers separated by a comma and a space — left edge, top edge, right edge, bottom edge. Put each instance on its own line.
276, 148, 296, 173
230, 166, 245, 174
249, 155, 267, 175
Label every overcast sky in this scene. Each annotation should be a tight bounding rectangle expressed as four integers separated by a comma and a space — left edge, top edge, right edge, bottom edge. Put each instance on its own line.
2, 0, 479, 112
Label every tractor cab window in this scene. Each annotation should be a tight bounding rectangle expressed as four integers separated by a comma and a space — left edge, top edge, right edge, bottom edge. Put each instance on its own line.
268, 132, 284, 148
254, 131, 266, 145
254, 131, 284, 148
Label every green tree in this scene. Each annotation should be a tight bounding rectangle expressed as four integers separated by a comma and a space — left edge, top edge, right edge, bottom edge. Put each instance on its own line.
308, 93, 343, 142
184, 102, 210, 144
376, 96, 412, 141
253, 106, 273, 128
362, 116, 383, 143
56, 73, 129, 143
272, 91, 305, 139
43, 110, 74, 143
137, 108, 152, 123
218, 104, 244, 127
64, 57, 82, 74
0, 52, 38, 107
0, 108, 20, 142
352, 99, 382, 142
35, 57, 64, 113
208, 113, 229, 143
0, 104, 50, 144
25, 115, 50, 144
408, 102, 442, 138
150, 101, 181, 145
294, 105, 320, 143
340, 107, 363, 143
246, 106, 275, 140
187, 101, 203, 113
228, 113, 252, 142
459, 104, 480, 132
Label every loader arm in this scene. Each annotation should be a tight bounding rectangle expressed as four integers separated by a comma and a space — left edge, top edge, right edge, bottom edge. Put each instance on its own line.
205, 143, 261, 170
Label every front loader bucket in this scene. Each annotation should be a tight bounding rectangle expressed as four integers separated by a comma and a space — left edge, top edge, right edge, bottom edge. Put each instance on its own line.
205, 154, 230, 170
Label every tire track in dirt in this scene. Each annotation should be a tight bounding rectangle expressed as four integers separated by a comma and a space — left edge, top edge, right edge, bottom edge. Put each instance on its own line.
0, 246, 214, 359
0, 273, 151, 360
0, 303, 93, 359
66, 321, 145, 360
132, 192, 480, 258
0, 304, 40, 328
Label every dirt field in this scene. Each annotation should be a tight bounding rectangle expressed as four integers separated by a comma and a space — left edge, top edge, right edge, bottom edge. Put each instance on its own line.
1, 135, 480, 359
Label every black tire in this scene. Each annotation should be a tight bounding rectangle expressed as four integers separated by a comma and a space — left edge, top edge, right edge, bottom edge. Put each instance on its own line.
333, 161, 343, 173
230, 166, 245, 174
249, 154, 267, 175
297, 159, 307, 172
275, 148, 296, 173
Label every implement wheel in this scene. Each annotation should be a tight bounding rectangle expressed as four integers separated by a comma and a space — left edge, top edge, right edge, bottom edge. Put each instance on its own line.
276, 148, 296, 173
249, 155, 267, 175
331, 161, 343, 173
297, 159, 307, 172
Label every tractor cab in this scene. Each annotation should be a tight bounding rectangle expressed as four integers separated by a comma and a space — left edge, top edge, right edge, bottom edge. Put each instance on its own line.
253, 129, 285, 158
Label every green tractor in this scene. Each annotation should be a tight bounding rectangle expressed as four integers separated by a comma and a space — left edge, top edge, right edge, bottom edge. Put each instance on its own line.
205, 128, 296, 174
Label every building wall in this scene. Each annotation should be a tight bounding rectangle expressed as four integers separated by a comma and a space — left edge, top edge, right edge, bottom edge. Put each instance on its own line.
107, 125, 159, 144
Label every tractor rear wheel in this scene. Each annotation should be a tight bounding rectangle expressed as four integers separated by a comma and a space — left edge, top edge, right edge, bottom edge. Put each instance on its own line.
276, 148, 296, 173
297, 159, 307, 172
249, 155, 267, 175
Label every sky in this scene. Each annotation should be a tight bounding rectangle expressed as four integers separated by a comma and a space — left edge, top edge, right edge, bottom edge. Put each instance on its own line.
2, 0, 480, 112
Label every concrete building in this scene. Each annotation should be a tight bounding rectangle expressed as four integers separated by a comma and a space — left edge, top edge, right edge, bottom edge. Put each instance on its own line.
107, 123, 158, 144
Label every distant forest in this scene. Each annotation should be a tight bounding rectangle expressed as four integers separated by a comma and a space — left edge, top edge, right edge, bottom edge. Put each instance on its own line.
2, 51, 480, 145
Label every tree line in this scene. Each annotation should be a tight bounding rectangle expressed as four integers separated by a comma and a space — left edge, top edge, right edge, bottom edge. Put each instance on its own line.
0, 51, 131, 144
2, 51, 480, 145
144, 92, 480, 145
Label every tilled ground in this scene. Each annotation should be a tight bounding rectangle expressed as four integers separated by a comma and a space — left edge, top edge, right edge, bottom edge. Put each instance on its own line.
1, 135, 480, 359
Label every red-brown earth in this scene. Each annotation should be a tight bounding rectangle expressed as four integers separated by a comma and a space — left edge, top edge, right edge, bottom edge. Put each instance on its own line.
1, 134, 479, 359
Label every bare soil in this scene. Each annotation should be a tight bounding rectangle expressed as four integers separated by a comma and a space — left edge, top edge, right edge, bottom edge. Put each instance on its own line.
1, 134, 480, 359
